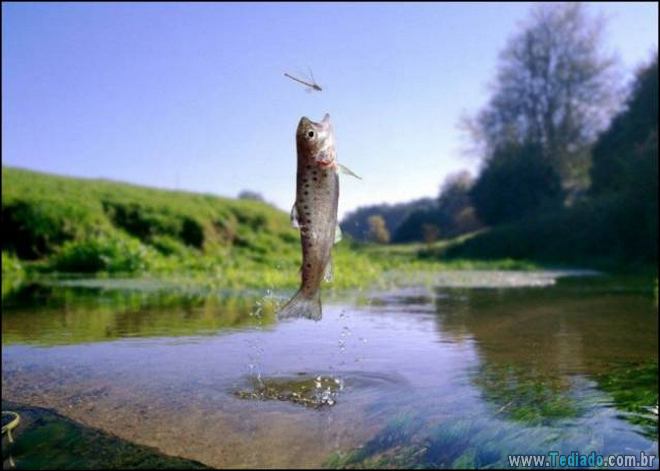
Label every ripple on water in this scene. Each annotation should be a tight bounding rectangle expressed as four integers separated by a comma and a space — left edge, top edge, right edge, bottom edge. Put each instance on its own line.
233, 371, 410, 409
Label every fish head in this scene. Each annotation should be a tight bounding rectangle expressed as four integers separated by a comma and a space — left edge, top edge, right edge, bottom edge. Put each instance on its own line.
296, 113, 336, 169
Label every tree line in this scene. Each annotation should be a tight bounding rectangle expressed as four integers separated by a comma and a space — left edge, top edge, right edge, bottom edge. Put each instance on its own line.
343, 3, 657, 265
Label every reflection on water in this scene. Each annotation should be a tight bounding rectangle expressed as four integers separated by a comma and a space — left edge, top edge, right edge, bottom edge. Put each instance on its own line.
1, 272, 658, 468
2, 283, 278, 346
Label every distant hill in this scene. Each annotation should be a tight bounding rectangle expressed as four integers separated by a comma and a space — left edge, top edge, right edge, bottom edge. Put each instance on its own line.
1, 166, 299, 271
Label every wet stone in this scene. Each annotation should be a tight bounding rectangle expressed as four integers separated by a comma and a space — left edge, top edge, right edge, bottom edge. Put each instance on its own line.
234, 375, 343, 409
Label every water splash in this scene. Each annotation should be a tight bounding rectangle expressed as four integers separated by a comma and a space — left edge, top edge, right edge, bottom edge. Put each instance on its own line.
235, 375, 343, 409
245, 288, 276, 386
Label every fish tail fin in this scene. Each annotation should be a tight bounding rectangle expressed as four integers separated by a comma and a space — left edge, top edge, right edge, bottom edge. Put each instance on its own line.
277, 289, 322, 321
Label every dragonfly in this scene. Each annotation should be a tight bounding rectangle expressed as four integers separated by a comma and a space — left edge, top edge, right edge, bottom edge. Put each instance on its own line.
284, 69, 323, 92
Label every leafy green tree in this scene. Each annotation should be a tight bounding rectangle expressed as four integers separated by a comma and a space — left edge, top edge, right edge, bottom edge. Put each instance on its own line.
590, 59, 658, 196
466, 3, 619, 192
393, 172, 482, 243
422, 224, 440, 246
590, 58, 658, 261
341, 198, 436, 242
367, 215, 390, 244
470, 143, 562, 225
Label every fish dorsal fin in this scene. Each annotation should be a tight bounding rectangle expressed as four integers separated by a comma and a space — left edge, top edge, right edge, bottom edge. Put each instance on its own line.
323, 257, 334, 282
290, 202, 300, 228
337, 163, 362, 180
334, 223, 342, 244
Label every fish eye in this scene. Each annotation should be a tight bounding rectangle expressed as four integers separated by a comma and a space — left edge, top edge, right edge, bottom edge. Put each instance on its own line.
307, 130, 315, 138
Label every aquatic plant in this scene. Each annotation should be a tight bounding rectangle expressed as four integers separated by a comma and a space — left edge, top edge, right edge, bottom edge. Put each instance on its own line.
595, 362, 658, 439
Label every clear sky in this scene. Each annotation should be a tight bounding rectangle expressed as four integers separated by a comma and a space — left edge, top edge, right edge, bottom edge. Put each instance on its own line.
2, 2, 658, 218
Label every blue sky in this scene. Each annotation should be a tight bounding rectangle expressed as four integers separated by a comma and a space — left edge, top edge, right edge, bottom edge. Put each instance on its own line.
2, 2, 658, 218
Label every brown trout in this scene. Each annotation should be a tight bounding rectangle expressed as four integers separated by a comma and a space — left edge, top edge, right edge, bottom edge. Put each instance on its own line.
278, 113, 359, 321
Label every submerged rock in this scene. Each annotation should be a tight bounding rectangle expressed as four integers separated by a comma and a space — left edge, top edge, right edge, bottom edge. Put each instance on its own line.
235, 375, 343, 409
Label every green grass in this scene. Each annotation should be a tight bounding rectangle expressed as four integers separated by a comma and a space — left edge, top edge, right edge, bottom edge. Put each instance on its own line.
2, 251, 25, 298
2, 166, 547, 299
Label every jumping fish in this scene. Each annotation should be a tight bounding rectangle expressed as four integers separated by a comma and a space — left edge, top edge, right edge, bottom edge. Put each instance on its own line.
278, 114, 359, 321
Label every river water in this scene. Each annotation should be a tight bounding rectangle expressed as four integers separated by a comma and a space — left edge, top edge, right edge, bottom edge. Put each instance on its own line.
2, 271, 658, 468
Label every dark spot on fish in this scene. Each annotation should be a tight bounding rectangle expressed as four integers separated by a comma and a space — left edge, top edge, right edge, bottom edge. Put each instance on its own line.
304, 191, 308, 195
313, 177, 317, 181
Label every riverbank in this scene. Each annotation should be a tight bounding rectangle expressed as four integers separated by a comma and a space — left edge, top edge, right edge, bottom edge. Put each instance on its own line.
3, 166, 654, 302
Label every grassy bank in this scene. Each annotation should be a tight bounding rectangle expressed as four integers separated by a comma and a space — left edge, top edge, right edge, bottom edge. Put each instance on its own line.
6, 167, 656, 302
435, 199, 658, 276
4, 167, 539, 299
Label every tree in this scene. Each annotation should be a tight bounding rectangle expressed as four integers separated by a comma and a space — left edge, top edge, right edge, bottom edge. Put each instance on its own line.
590, 59, 658, 196
453, 207, 482, 235
437, 171, 474, 217
589, 58, 658, 261
393, 208, 442, 243
367, 215, 390, 244
422, 224, 440, 246
470, 142, 563, 225
238, 190, 265, 202
341, 198, 436, 242
467, 3, 619, 192
392, 171, 483, 243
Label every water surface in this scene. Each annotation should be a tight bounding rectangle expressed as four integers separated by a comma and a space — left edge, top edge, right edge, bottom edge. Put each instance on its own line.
2, 271, 658, 468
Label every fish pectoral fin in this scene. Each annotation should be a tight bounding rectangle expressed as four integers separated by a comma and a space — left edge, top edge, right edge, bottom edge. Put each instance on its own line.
290, 202, 300, 228
337, 163, 362, 180
323, 258, 334, 282
334, 224, 342, 244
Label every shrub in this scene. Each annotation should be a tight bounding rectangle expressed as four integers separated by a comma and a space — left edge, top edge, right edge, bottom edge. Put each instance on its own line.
51, 234, 157, 273
2, 251, 25, 297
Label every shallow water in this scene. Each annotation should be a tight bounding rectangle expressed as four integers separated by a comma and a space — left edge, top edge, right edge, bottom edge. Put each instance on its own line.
2, 271, 658, 468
